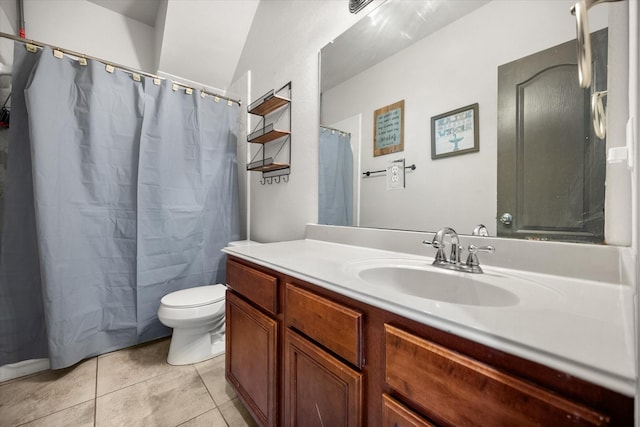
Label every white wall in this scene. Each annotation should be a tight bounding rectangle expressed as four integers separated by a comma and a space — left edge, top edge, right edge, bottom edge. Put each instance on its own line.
322, 0, 622, 238
232, 0, 383, 242
229, 70, 251, 241
22, 0, 155, 72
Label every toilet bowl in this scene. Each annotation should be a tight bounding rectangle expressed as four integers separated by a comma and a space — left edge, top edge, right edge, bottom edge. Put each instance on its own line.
157, 284, 226, 365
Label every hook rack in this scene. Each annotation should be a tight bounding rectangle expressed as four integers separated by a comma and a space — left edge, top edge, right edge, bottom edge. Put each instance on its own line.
259, 169, 290, 185
260, 174, 290, 185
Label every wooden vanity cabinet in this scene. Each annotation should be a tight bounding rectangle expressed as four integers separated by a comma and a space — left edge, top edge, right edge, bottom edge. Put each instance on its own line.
385, 324, 610, 426
225, 257, 634, 427
225, 258, 282, 427
284, 329, 363, 426
284, 282, 364, 426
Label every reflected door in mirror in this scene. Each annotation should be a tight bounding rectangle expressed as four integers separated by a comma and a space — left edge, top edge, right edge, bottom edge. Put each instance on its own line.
497, 29, 607, 243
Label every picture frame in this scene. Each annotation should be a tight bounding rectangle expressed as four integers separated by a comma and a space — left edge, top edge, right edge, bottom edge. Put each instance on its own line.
374, 100, 404, 157
431, 103, 479, 159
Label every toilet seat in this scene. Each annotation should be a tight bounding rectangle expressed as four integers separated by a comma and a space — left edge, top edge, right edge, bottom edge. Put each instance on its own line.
161, 285, 226, 309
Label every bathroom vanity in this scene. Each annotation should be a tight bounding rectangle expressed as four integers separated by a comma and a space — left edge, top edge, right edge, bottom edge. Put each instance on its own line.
223, 227, 635, 426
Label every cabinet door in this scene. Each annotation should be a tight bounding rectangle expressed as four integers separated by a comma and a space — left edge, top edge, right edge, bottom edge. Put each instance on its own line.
284, 330, 362, 427
226, 291, 278, 427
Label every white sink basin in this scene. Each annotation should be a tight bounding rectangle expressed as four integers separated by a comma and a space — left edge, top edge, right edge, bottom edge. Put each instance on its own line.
345, 259, 522, 307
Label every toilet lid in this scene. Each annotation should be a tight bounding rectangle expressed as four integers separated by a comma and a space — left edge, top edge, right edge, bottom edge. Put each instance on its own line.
161, 285, 226, 308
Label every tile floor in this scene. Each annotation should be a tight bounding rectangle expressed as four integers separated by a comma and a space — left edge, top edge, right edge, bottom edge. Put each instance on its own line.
0, 339, 258, 427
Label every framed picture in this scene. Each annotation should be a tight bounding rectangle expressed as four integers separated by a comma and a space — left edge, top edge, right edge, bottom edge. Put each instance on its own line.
431, 103, 479, 159
374, 100, 404, 157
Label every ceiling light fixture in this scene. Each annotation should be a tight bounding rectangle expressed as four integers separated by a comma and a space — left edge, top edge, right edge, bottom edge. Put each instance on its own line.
349, 0, 374, 14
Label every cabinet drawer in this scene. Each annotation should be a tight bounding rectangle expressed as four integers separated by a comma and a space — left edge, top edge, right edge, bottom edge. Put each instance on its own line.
382, 394, 436, 427
384, 324, 609, 427
226, 259, 278, 314
285, 283, 363, 368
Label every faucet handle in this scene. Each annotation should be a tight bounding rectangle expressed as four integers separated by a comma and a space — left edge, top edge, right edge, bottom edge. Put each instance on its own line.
422, 239, 441, 249
423, 239, 447, 262
465, 244, 495, 271
468, 244, 495, 254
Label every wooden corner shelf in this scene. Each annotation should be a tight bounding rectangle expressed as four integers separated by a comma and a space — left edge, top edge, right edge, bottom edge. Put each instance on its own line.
248, 163, 290, 173
248, 90, 291, 116
248, 123, 291, 144
247, 82, 292, 184
247, 157, 290, 172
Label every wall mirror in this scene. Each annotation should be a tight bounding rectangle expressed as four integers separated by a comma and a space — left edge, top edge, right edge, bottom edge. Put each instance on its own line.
319, 0, 630, 244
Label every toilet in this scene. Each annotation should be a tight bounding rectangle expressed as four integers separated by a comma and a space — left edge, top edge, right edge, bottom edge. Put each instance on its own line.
157, 284, 226, 365
157, 241, 259, 365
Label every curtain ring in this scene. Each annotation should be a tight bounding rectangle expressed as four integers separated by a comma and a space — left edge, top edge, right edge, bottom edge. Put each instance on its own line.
591, 90, 607, 139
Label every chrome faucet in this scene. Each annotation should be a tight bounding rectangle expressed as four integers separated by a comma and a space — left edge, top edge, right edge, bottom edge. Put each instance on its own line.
423, 227, 495, 273
424, 227, 461, 264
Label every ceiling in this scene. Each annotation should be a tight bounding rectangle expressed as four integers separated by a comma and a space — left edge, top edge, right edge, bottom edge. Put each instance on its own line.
87, 0, 160, 26
84, 0, 259, 93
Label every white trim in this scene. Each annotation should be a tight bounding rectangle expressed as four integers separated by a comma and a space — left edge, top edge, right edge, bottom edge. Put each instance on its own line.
0, 358, 50, 383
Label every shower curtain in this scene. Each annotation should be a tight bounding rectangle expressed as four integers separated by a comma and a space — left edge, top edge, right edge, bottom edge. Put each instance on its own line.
318, 127, 353, 226
0, 43, 240, 369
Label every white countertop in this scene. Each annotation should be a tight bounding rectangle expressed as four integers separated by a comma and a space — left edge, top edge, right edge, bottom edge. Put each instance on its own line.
223, 238, 636, 396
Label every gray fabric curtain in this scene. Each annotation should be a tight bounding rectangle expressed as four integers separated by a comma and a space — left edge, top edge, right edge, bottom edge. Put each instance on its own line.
318, 128, 353, 226
137, 81, 239, 341
0, 43, 46, 365
0, 43, 240, 369
24, 47, 143, 367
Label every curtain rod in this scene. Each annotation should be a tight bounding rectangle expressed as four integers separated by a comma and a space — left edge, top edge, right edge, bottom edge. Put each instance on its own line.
320, 125, 350, 136
0, 31, 241, 106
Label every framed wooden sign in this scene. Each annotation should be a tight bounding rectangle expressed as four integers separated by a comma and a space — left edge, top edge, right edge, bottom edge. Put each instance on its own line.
374, 100, 404, 157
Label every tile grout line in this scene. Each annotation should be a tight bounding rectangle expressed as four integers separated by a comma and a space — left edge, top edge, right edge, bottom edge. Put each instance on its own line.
194, 364, 216, 406
193, 362, 232, 427
95, 353, 175, 398
6, 358, 100, 427
195, 363, 221, 410
94, 362, 202, 406
13, 399, 96, 427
